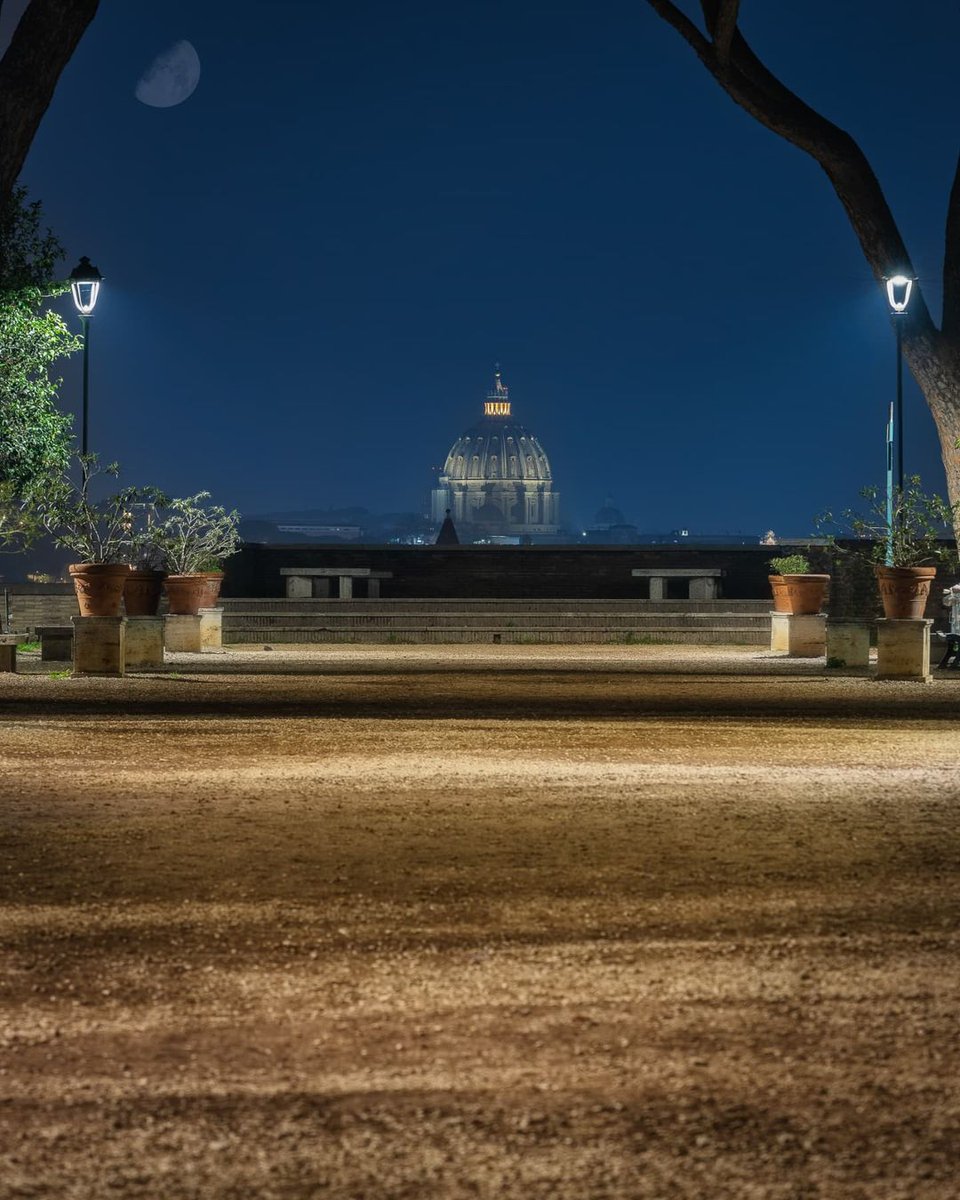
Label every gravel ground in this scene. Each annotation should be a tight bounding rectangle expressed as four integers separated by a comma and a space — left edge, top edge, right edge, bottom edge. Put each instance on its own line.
1, 644, 959, 1199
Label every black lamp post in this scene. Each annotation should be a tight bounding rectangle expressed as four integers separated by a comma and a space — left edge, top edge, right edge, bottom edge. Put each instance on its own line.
884, 273, 914, 495
68, 256, 103, 458
882, 274, 913, 565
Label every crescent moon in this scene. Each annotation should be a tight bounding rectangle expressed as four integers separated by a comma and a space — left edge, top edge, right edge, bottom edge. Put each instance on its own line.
135, 40, 201, 108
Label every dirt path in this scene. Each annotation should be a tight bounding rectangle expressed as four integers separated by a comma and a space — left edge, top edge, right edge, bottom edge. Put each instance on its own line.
1, 647, 959, 1198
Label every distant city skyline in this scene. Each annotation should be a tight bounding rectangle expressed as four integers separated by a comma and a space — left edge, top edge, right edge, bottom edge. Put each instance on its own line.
11, 0, 954, 533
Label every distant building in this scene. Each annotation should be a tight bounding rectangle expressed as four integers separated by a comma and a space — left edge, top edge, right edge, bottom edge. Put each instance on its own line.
584, 497, 639, 545
431, 370, 561, 539
276, 524, 363, 539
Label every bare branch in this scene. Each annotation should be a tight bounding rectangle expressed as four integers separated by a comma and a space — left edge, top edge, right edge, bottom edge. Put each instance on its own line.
645, 1, 936, 344
645, 0, 713, 61
702, 0, 740, 63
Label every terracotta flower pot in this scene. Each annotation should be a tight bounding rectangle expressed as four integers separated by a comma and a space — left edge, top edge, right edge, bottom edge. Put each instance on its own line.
198, 571, 224, 609
874, 565, 937, 620
124, 568, 165, 617
781, 574, 830, 616
69, 563, 130, 618
164, 573, 210, 616
769, 574, 791, 613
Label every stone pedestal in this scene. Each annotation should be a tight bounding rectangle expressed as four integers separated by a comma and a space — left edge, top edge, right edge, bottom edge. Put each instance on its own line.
124, 616, 164, 670
72, 616, 125, 676
876, 619, 932, 682
770, 612, 826, 657
200, 607, 223, 650
164, 614, 202, 653
825, 621, 871, 669
165, 609, 222, 653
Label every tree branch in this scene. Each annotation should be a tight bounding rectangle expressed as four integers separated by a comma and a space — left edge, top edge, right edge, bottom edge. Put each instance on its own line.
702, 0, 740, 63
0, 0, 100, 202
646, 1, 937, 346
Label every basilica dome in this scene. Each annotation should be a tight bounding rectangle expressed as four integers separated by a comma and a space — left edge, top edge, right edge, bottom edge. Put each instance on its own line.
431, 371, 560, 537
442, 398, 553, 484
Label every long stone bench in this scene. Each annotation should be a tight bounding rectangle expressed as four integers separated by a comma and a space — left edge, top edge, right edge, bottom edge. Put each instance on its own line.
280, 568, 393, 600
631, 568, 724, 601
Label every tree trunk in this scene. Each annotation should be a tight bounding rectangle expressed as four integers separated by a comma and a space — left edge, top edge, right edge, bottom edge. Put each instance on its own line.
0, 0, 100, 204
904, 333, 960, 510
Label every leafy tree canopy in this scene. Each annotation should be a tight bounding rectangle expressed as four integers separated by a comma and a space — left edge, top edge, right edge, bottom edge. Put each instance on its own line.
0, 185, 78, 495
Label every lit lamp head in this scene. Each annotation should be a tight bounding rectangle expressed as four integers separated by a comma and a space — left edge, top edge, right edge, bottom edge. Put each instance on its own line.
885, 274, 913, 314
69, 256, 103, 315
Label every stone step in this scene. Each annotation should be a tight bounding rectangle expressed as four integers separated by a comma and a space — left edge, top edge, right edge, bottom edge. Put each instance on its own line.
222, 612, 771, 631
224, 627, 769, 646
221, 597, 772, 614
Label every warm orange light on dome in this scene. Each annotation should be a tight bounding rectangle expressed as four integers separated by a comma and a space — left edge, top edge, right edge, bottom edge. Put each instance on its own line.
484, 400, 511, 416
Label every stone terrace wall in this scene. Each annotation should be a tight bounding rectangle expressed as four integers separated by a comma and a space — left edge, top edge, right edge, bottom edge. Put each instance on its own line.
2, 584, 78, 635
226, 544, 781, 601
225, 541, 957, 621
6, 544, 956, 633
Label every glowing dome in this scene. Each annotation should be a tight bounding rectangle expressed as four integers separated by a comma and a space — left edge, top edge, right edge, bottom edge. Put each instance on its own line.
431, 371, 560, 536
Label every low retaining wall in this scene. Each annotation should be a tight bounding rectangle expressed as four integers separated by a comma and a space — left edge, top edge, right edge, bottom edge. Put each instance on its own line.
2, 585, 78, 635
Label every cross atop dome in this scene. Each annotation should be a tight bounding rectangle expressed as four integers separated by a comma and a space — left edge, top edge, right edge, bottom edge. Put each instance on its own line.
484, 366, 511, 417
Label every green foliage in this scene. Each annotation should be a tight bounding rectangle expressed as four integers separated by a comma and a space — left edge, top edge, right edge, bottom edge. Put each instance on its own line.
0, 478, 41, 553
150, 492, 241, 575
35, 455, 167, 564
768, 554, 810, 575
48, 669, 72, 680
0, 188, 78, 494
16, 641, 39, 653
816, 476, 960, 569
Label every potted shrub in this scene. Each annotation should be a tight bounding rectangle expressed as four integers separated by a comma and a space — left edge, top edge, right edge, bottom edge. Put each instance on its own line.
767, 553, 830, 615
36, 458, 165, 617
153, 492, 240, 616
122, 510, 168, 616
817, 478, 960, 619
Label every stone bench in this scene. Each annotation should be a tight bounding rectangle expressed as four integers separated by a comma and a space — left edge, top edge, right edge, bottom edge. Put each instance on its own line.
280, 568, 394, 600
37, 625, 74, 661
631, 568, 724, 601
0, 633, 18, 672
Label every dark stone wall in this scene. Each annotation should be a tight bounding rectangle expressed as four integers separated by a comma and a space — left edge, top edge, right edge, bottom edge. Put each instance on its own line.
221, 543, 809, 602
223, 542, 959, 623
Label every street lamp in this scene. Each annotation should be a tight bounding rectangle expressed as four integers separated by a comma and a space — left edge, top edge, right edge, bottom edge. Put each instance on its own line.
883, 273, 913, 565
68, 256, 103, 458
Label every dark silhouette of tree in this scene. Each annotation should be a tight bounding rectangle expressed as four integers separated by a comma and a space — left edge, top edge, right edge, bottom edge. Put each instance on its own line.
645, 0, 960, 508
0, 0, 100, 203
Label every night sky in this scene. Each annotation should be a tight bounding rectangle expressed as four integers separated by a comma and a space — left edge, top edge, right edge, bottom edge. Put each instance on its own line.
8, 1, 959, 536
